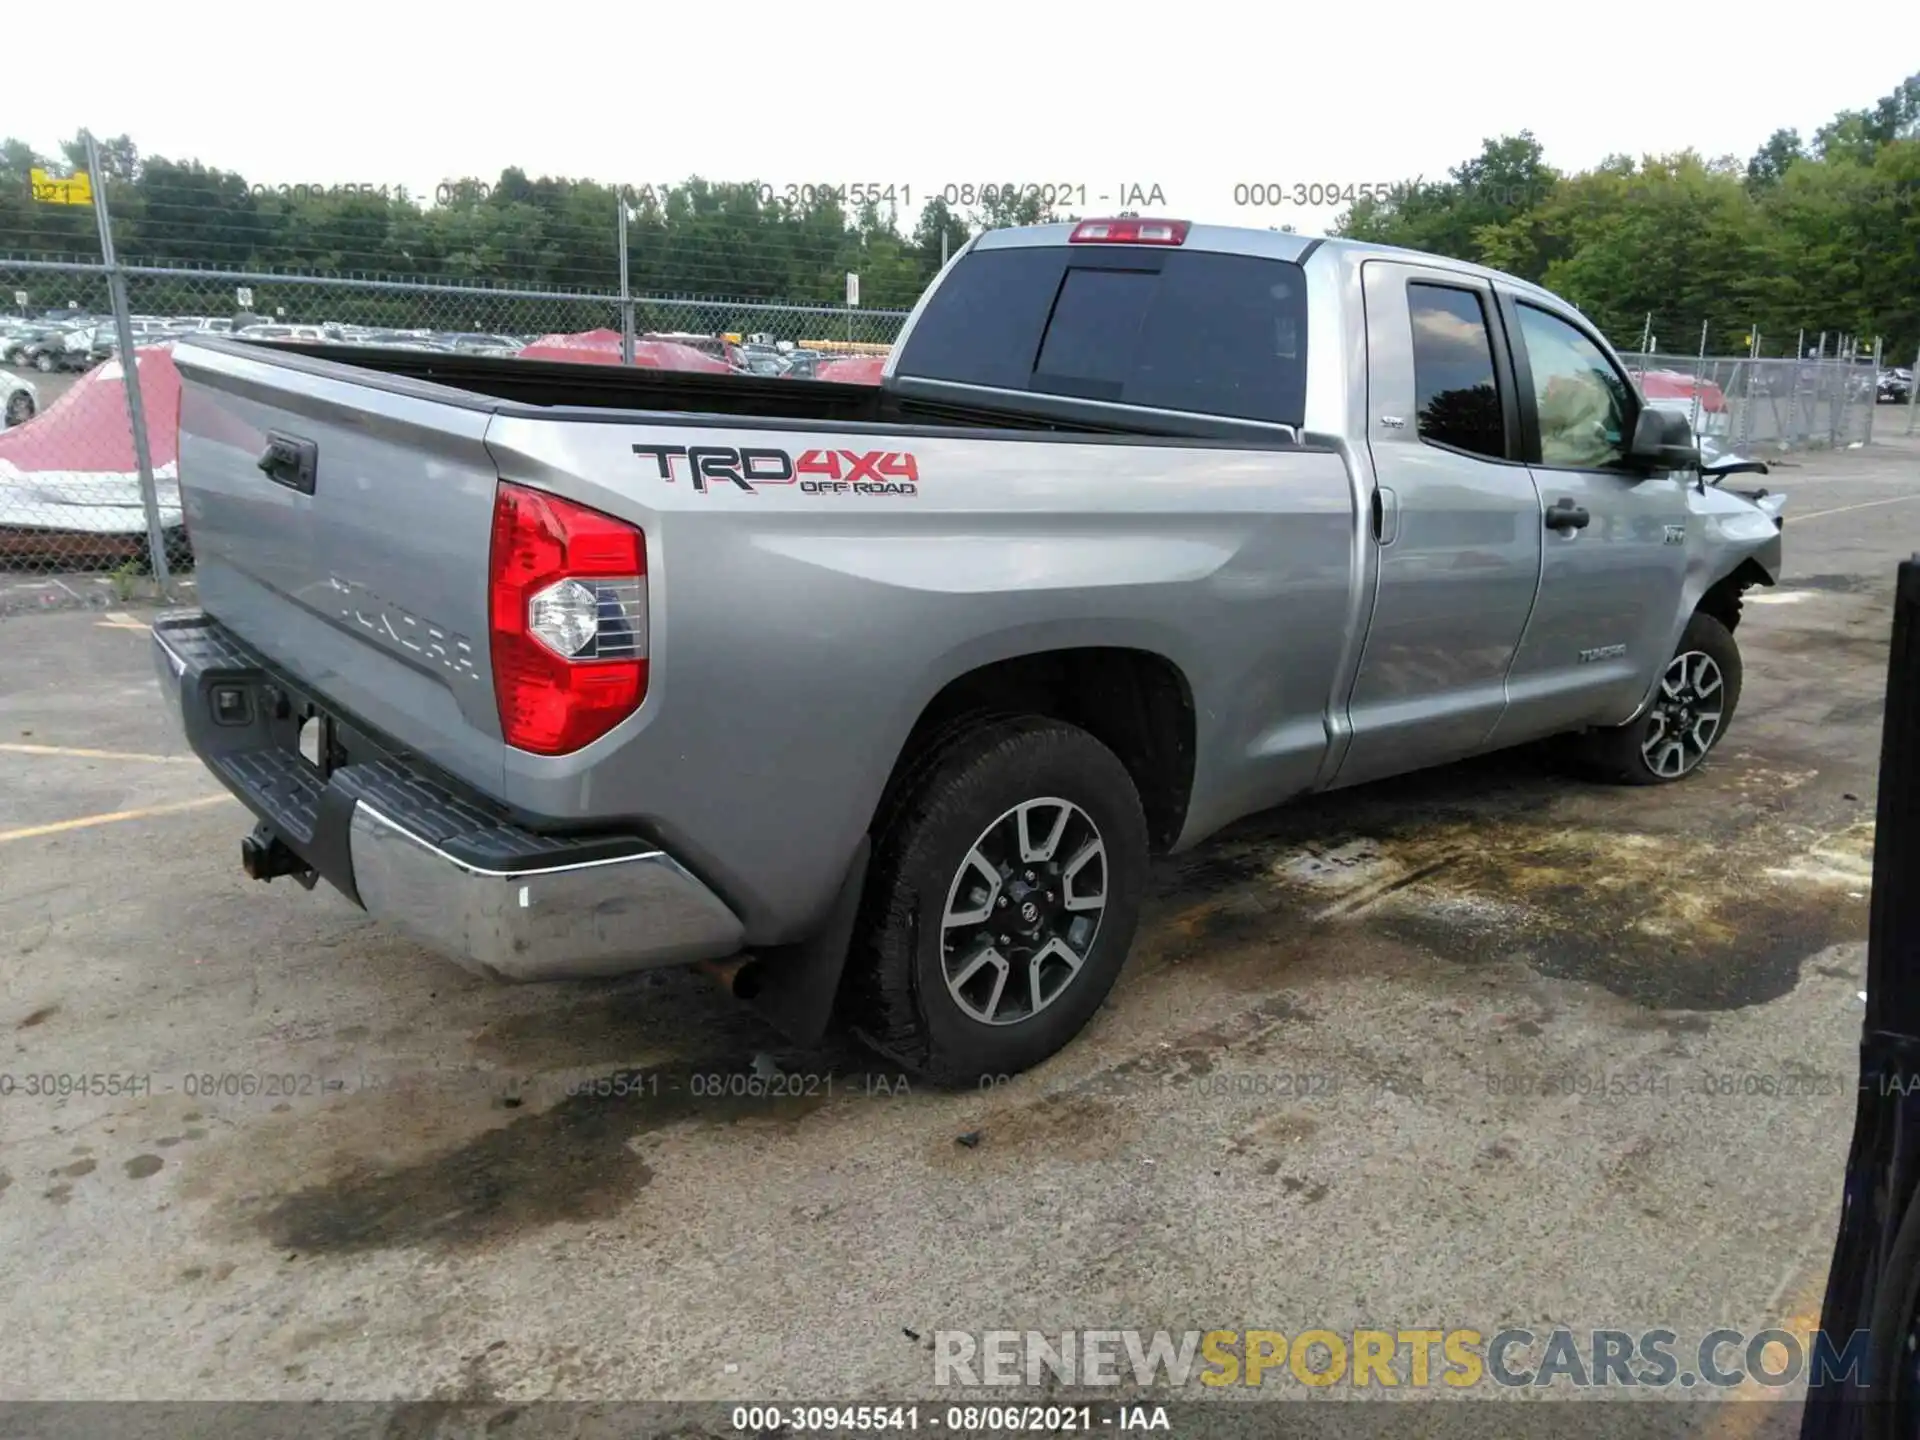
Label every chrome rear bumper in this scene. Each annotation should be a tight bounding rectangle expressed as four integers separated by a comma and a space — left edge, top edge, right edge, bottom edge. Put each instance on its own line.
152, 612, 744, 981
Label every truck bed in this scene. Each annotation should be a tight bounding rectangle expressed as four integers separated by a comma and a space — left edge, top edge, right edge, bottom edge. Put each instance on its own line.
224, 341, 1175, 436
213, 339, 1305, 443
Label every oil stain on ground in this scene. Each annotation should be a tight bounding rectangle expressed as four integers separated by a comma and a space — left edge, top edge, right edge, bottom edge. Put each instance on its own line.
248, 1047, 905, 1258
1143, 739, 1871, 1013
957, 995, 1315, 1163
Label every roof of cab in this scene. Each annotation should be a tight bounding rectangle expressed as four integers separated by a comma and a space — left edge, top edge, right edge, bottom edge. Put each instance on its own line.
970, 221, 1562, 308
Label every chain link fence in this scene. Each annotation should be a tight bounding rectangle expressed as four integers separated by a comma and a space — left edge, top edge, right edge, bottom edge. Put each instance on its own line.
1618, 348, 1897, 453
0, 259, 908, 608
3, 258, 1915, 612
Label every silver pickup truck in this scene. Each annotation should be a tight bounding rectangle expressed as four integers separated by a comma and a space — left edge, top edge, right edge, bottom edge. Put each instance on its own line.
154, 218, 1786, 1083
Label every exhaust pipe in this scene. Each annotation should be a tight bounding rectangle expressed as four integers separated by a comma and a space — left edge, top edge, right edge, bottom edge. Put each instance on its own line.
696, 954, 763, 1000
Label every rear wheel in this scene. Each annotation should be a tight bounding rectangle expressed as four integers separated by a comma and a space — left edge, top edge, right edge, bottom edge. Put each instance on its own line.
843, 717, 1149, 1086
1566, 612, 1743, 785
3, 390, 30, 426
31, 350, 54, 373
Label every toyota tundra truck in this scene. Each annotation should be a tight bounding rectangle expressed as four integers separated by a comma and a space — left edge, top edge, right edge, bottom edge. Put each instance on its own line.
153, 218, 1787, 1084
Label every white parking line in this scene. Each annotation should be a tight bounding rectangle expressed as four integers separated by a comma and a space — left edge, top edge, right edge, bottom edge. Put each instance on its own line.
1791, 494, 1920, 522
0, 743, 197, 764
0, 793, 232, 844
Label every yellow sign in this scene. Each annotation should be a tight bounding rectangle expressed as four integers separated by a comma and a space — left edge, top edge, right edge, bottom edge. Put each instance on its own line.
30, 169, 93, 206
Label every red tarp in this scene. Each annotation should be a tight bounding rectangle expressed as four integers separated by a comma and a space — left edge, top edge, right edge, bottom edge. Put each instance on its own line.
0, 345, 183, 537
1640, 370, 1728, 413
516, 328, 732, 373
814, 355, 887, 384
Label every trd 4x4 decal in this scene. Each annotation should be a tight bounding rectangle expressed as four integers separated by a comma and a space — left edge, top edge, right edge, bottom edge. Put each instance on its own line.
631, 444, 919, 496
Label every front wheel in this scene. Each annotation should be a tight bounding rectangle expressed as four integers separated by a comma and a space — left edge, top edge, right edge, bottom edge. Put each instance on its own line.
31, 351, 54, 373
843, 717, 1149, 1086
1566, 612, 1743, 785
3, 390, 31, 426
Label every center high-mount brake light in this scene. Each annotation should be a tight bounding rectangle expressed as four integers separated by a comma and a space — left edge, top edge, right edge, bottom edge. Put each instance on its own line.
489, 482, 649, 755
1068, 218, 1190, 246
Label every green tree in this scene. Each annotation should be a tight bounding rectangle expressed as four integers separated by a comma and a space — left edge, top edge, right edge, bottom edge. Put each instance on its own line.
1746, 128, 1805, 190
911, 195, 970, 271
1336, 133, 1559, 267
1815, 73, 1920, 162
2, 68, 1915, 359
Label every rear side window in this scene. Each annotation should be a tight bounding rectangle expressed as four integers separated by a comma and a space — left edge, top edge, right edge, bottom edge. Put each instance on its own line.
897, 246, 1309, 426
895, 248, 1067, 392
1406, 283, 1506, 460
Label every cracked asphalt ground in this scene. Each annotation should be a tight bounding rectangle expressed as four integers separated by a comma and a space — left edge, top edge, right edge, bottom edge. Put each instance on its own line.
1, 434, 1917, 1423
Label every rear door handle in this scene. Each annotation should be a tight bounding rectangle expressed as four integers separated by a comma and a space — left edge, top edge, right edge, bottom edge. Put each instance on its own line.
1545, 498, 1590, 532
1372, 486, 1399, 546
257, 431, 318, 495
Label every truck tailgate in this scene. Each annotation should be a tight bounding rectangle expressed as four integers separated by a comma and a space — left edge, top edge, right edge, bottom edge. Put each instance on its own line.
172, 341, 510, 795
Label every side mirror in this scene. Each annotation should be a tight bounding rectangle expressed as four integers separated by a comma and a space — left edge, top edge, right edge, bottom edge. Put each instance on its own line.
1627, 408, 1700, 473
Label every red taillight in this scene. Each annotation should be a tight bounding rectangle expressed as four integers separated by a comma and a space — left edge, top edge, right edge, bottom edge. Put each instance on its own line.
489, 482, 649, 755
1067, 218, 1190, 246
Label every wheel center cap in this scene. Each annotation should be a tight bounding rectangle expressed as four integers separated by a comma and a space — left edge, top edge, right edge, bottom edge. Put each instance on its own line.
1006, 879, 1052, 938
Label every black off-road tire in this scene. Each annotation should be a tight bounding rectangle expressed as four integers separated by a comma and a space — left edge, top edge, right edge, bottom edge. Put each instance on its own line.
843, 716, 1149, 1087
1567, 612, 1744, 785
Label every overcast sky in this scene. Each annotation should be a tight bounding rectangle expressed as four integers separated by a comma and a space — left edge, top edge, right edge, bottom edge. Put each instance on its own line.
27, 1, 1920, 235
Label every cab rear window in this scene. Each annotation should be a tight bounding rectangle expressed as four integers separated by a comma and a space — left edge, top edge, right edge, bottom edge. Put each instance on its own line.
896, 246, 1308, 427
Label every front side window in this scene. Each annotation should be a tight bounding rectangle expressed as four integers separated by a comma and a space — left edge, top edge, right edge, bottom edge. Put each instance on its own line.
1406, 282, 1506, 460
1515, 303, 1634, 470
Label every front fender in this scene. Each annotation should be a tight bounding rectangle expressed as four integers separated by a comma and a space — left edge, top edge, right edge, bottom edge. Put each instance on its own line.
1629, 483, 1786, 720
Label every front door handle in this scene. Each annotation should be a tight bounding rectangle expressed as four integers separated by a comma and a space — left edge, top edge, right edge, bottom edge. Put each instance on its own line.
1545, 498, 1590, 532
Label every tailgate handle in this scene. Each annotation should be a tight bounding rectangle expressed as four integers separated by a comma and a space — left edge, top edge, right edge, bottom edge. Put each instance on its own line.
257, 432, 318, 495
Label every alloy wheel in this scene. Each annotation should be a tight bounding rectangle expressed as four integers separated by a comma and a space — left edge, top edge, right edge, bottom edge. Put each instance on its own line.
939, 797, 1108, 1026
1642, 649, 1726, 778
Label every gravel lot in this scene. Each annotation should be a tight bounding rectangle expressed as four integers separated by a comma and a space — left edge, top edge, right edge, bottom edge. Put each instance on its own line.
2, 437, 1917, 1428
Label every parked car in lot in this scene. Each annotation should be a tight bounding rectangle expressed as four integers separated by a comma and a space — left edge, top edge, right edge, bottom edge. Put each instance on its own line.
82, 323, 118, 364
0, 367, 37, 428
4, 321, 79, 370
73, 319, 168, 366
434, 331, 523, 356
235, 323, 331, 344
1880, 367, 1913, 404
0, 320, 46, 363
730, 342, 791, 376
21, 319, 102, 372
156, 218, 1788, 1084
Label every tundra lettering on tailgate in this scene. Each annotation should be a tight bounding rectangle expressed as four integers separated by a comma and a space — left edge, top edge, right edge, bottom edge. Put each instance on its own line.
632, 444, 919, 497
326, 575, 479, 679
